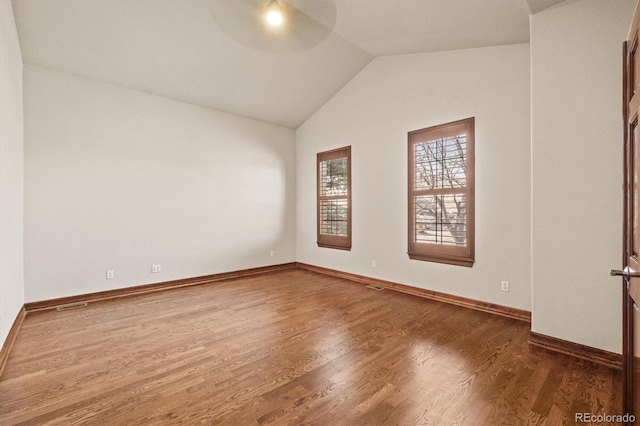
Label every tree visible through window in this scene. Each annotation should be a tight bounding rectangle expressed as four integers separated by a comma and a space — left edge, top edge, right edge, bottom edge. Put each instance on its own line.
408, 118, 474, 266
317, 146, 351, 250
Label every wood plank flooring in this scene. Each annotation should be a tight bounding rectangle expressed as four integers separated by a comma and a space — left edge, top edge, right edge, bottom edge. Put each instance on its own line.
0, 269, 622, 425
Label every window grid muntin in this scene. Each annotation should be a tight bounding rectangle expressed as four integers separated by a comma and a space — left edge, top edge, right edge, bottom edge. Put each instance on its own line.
320, 199, 348, 236
321, 158, 348, 196
414, 135, 467, 191
414, 194, 467, 246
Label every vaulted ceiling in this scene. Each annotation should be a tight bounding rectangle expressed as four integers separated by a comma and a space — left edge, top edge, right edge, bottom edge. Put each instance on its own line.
11, 0, 564, 129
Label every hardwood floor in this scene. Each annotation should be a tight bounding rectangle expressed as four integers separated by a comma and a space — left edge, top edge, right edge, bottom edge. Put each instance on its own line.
0, 270, 622, 425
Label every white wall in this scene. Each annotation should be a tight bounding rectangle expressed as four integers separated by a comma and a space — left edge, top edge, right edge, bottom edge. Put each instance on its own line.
0, 0, 25, 345
296, 44, 532, 311
23, 66, 296, 302
531, 0, 635, 353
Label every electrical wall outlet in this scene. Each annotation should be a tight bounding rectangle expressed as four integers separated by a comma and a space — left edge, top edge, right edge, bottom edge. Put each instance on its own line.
501, 281, 510, 292
151, 264, 161, 273
270, 250, 275, 257
106, 270, 114, 280
371, 260, 377, 268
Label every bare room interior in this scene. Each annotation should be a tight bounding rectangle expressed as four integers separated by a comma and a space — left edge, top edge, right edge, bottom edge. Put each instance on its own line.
1, 0, 639, 424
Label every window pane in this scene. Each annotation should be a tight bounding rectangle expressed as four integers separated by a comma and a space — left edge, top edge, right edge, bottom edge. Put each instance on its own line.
414, 194, 466, 246
321, 158, 348, 196
414, 135, 466, 190
320, 199, 348, 236
408, 117, 473, 266
317, 146, 351, 250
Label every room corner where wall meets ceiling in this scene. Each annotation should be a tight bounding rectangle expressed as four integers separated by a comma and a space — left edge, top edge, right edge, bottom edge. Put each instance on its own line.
10, 0, 372, 129
10, 0, 561, 130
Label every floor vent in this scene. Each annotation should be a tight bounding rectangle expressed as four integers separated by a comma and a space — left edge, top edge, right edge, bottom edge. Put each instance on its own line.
365, 285, 384, 291
56, 302, 88, 311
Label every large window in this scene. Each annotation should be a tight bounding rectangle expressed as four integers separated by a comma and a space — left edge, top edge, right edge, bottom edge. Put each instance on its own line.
408, 118, 474, 267
317, 146, 351, 250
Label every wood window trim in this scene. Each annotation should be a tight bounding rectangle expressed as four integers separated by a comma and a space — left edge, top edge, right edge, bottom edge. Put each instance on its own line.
408, 118, 475, 267
317, 146, 352, 250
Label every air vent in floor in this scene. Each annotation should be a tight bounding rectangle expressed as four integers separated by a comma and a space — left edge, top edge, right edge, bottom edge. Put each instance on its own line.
56, 302, 88, 311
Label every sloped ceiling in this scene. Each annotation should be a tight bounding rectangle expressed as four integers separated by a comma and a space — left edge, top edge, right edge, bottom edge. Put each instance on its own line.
11, 0, 564, 129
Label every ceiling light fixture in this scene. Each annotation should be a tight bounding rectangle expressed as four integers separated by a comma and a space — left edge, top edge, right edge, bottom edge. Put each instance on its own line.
265, 0, 284, 27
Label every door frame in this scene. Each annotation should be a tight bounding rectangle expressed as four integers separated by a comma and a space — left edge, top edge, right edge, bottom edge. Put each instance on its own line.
623, 28, 639, 419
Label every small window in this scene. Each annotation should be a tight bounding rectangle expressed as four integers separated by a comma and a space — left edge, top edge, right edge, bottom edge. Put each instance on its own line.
408, 118, 475, 267
317, 146, 351, 250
